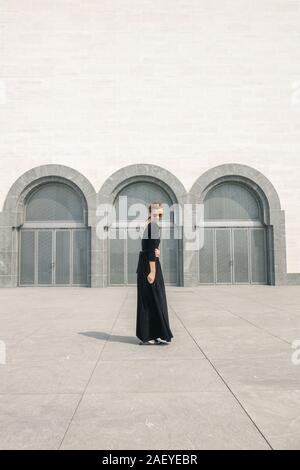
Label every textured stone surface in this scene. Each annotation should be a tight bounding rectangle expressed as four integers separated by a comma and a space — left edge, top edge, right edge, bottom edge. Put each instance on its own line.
0, 0, 300, 276
0, 160, 294, 286
0, 285, 300, 449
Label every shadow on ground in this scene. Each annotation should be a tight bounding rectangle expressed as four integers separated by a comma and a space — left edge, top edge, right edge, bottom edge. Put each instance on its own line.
79, 331, 139, 345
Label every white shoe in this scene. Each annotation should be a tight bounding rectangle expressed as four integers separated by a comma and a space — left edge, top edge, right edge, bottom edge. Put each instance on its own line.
139, 339, 156, 345
155, 338, 169, 344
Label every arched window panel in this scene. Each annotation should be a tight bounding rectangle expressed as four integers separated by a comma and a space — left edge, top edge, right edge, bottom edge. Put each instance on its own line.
114, 181, 174, 223
25, 183, 86, 223
204, 183, 262, 222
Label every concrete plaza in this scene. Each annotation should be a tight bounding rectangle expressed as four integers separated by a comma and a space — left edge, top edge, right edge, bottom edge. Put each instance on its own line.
0, 285, 300, 450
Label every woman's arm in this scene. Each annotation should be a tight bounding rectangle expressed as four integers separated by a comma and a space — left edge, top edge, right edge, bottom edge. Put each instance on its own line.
147, 261, 156, 284
147, 222, 159, 284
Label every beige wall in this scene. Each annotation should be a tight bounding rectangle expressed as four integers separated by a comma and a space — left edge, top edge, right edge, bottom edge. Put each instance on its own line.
1, 0, 300, 272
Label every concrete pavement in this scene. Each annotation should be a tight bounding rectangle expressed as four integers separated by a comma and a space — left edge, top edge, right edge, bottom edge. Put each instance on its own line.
0, 286, 299, 449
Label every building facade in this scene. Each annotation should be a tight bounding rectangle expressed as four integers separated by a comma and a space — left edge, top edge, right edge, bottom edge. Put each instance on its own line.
0, 162, 293, 287
1, 1, 300, 288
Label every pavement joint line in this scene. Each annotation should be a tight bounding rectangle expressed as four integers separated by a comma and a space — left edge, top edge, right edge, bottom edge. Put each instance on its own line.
58, 288, 130, 450
6, 304, 122, 351
2, 287, 298, 449
168, 301, 274, 450
190, 290, 292, 346
0, 390, 237, 395
5, 294, 115, 350
0, 392, 84, 395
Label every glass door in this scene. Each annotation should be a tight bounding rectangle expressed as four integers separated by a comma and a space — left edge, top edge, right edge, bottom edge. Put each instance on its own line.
55, 230, 71, 285
19, 228, 89, 286
215, 228, 232, 284
199, 227, 267, 285
109, 224, 179, 286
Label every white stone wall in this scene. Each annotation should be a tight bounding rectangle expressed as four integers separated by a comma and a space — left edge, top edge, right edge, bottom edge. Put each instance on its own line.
1, 0, 300, 272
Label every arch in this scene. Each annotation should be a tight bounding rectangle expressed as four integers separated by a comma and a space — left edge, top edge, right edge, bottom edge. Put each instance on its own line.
1, 165, 96, 288
98, 164, 187, 206
189, 163, 287, 285
19, 180, 90, 287
3, 164, 97, 221
0, 162, 289, 288
114, 180, 175, 223
24, 181, 87, 225
203, 181, 263, 222
97, 164, 187, 287
190, 163, 282, 225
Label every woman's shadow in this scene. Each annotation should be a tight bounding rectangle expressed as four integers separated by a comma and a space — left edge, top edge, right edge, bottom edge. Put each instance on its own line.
79, 331, 139, 345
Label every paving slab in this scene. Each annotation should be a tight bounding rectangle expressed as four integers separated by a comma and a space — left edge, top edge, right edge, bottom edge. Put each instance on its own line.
86, 359, 226, 393
235, 390, 300, 450
0, 360, 99, 394
0, 286, 299, 449
189, 325, 289, 359
213, 352, 300, 392
60, 391, 270, 450
0, 393, 81, 450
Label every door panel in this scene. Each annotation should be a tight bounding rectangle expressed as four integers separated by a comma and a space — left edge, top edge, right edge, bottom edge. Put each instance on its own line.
233, 229, 249, 283
20, 230, 35, 285
127, 228, 141, 285
20, 228, 89, 287
216, 229, 232, 283
37, 230, 53, 285
55, 230, 70, 285
251, 229, 267, 283
109, 225, 179, 286
109, 229, 125, 285
161, 227, 178, 285
200, 227, 267, 285
199, 228, 214, 283
73, 230, 88, 285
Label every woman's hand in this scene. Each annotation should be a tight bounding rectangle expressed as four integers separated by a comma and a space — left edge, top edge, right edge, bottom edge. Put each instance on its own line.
155, 248, 160, 258
147, 271, 156, 284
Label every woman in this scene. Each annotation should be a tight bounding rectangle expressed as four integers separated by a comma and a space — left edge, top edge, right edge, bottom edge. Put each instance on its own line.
136, 202, 174, 345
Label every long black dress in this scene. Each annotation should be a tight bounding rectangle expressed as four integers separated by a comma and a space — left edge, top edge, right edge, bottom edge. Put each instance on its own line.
136, 221, 174, 343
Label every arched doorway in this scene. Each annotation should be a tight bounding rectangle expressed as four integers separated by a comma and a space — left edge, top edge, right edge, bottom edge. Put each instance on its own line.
199, 181, 268, 284
19, 182, 90, 286
109, 180, 180, 286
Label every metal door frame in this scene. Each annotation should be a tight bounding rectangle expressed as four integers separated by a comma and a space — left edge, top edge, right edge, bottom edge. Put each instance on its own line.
19, 227, 89, 287
160, 225, 179, 286
215, 227, 233, 285
36, 229, 54, 286
108, 227, 126, 286
71, 228, 90, 287
54, 228, 72, 287
232, 227, 250, 285
249, 227, 268, 285
108, 222, 179, 286
18, 229, 36, 286
199, 226, 268, 285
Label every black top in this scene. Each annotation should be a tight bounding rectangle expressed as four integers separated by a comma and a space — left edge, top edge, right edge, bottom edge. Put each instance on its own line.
141, 221, 160, 261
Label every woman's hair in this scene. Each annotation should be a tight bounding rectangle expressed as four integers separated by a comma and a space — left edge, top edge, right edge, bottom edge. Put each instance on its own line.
147, 202, 163, 222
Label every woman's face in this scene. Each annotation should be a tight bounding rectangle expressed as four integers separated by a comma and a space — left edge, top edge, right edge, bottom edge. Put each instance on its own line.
151, 207, 163, 222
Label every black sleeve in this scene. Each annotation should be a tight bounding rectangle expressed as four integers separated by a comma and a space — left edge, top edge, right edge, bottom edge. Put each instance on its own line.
148, 222, 160, 262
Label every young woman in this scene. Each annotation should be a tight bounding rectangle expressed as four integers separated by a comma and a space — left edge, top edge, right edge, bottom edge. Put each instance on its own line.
136, 202, 174, 345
